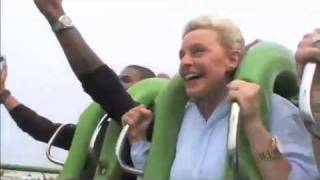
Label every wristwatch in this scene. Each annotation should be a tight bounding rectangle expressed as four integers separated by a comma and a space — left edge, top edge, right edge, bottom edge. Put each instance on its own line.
257, 137, 282, 161
52, 15, 74, 32
0, 90, 11, 104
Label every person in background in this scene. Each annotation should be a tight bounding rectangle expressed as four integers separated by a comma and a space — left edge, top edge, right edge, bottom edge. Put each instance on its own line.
29, 0, 173, 178
157, 73, 170, 79
295, 28, 320, 171
122, 16, 319, 179
0, 60, 154, 180
30, 0, 167, 125
0, 63, 155, 150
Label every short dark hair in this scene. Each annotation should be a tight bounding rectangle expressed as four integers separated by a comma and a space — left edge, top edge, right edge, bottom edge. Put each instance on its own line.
126, 65, 156, 80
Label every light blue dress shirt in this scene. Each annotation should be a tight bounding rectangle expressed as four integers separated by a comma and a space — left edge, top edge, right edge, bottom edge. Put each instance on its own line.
131, 94, 320, 180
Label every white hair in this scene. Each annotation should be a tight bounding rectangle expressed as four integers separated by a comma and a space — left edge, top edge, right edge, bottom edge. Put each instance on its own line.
183, 15, 245, 55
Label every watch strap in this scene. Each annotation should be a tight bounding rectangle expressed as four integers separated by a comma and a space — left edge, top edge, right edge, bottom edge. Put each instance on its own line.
52, 15, 74, 32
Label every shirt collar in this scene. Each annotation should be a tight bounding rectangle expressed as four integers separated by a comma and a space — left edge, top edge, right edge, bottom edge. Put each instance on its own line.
186, 96, 230, 126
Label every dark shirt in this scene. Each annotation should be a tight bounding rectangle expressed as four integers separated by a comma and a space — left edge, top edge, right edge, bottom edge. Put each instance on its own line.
80, 65, 136, 121
9, 104, 75, 150
9, 65, 137, 179
9, 65, 136, 149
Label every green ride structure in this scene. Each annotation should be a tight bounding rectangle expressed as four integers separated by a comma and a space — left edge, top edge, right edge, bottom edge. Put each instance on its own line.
1, 42, 300, 180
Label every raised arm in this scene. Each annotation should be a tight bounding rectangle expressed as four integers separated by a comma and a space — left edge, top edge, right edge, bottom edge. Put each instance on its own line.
33, 0, 104, 77
0, 62, 19, 110
9, 104, 75, 150
33, 0, 136, 122
0, 63, 74, 150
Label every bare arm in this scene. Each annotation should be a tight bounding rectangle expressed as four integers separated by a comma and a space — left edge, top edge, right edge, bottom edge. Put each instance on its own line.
0, 63, 74, 150
228, 80, 291, 179
55, 28, 104, 76
2, 93, 21, 110
33, 0, 104, 77
32, 0, 138, 122
0, 90, 75, 150
244, 122, 291, 179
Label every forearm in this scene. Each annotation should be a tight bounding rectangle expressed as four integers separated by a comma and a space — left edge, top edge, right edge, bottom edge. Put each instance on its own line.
38, 4, 104, 77
9, 104, 74, 150
79, 66, 137, 122
54, 28, 104, 77
3, 94, 21, 111
245, 121, 291, 180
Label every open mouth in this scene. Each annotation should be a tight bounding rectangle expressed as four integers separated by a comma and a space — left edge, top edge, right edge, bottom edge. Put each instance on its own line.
184, 73, 203, 81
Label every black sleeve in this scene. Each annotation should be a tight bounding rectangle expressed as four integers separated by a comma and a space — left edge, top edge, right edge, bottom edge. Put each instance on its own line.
9, 104, 75, 150
78, 65, 136, 123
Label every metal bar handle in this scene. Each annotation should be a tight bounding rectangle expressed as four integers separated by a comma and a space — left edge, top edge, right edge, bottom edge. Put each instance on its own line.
46, 124, 72, 166
88, 114, 109, 161
227, 102, 241, 179
115, 124, 144, 176
299, 63, 317, 123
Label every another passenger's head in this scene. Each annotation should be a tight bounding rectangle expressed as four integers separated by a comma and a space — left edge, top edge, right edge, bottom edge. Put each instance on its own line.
119, 65, 155, 90
157, 73, 170, 79
179, 16, 245, 99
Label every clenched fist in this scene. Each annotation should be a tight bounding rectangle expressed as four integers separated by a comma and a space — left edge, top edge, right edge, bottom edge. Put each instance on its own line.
121, 105, 153, 144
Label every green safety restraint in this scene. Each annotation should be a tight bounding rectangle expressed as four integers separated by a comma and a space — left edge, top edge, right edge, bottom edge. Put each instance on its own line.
57, 78, 169, 179
143, 42, 297, 180
57, 42, 297, 180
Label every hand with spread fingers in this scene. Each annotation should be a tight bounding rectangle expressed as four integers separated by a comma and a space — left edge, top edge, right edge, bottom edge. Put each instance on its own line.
295, 28, 320, 81
122, 105, 153, 144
